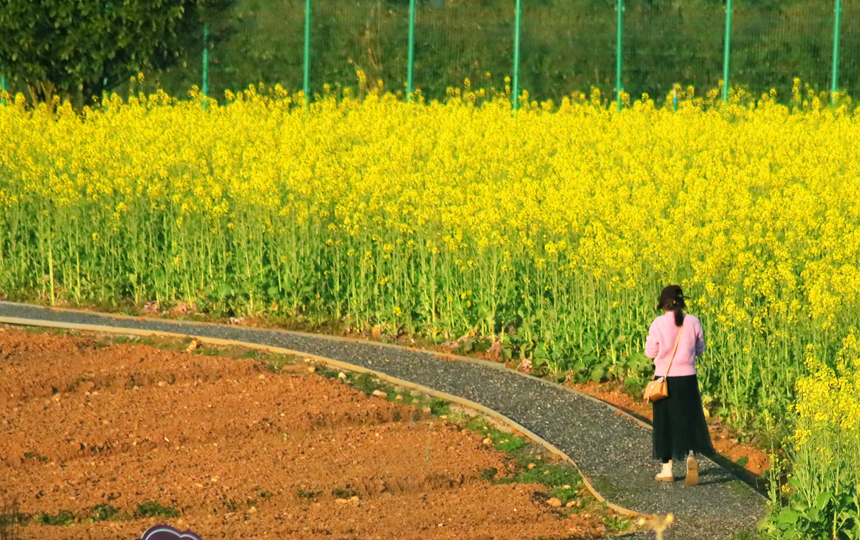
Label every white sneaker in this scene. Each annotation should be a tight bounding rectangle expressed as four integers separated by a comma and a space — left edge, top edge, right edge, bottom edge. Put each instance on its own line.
655, 461, 673, 482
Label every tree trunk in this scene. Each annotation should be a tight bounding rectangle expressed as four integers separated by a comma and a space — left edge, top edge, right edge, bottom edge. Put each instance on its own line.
27, 81, 57, 113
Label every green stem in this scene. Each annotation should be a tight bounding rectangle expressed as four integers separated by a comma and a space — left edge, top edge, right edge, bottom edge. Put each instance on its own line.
48, 232, 55, 306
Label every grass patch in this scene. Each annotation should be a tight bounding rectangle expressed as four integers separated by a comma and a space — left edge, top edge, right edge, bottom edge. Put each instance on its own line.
145, 338, 187, 352
23, 451, 49, 463
33, 510, 75, 526
295, 489, 320, 499
605, 513, 633, 534
0, 510, 30, 528
89, 504, 122, 523
480, 467, 498, 481
444, 411, 469, 423
193, 347, 224, 357
134, 501, 179, 519
620, 377, 649, 401
93, 332, 304, 379
259, 353, 298, 373
2, 502, 128, 527
463, 415, 491, 431
460, 417, 583, 501
335, 370, 449, 417
22, 326, 45, 333
427, 397, 450, 416
316, 366, 340, 379
331, 488, 357, 499
491, 432, 527, 453
87, 339, 113, 349
511, 462, 583, 497
346, 372, 380, 395
461, 416, 527, 453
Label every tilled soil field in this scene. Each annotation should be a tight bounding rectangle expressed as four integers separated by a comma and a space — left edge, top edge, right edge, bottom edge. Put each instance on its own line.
0, 328, 606, 540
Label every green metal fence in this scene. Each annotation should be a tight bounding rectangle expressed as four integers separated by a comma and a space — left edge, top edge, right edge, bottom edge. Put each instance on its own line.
1, 0, 856, 107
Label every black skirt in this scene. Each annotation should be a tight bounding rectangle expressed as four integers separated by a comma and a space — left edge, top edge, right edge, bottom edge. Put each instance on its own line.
652, 374, 715, 462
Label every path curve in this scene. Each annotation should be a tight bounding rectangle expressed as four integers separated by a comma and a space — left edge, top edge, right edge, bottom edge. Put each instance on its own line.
0, 301, 766, 539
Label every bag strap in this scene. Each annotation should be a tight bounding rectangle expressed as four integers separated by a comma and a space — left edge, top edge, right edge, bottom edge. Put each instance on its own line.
663, 322, 684, 378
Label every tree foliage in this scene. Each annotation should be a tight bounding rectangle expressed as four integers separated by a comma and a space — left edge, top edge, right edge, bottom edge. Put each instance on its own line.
0, 0, 231, 104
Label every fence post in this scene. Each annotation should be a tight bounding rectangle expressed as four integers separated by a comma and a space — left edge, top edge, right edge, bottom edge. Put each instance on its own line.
303, 0, 312, 101
831, 0, 842, 103
722, 0, 732, 102
1, 76, 7, 106
104, 2, 113, 105
512, 0, 522, 110
615, 0, 623, 112
202, 25, 209, 105
407, 0, 416, 102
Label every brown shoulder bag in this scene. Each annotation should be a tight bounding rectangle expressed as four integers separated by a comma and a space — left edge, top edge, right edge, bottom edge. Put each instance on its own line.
643, 323, 683, 403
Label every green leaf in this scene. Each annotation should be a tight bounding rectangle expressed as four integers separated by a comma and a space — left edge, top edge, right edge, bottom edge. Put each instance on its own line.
582, 338, 596, 354
777, 509, 800, 526
215, 284, 233, 299
813, 491, 831, 511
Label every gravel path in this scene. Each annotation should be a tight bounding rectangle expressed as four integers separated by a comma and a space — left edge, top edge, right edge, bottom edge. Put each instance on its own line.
0, 302, 767, 539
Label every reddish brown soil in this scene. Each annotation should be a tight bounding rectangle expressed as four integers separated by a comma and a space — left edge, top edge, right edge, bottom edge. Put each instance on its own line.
568, 381, 770, 476
0, 328, 604, 540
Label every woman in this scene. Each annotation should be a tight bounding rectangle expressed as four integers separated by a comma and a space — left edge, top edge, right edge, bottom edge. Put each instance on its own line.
644, 285, 714, 485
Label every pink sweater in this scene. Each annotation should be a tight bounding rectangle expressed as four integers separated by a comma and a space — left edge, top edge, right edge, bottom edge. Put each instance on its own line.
644, 312, 705, 377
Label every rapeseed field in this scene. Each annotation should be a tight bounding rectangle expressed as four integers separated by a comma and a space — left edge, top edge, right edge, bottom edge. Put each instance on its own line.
1, 80, 859, 533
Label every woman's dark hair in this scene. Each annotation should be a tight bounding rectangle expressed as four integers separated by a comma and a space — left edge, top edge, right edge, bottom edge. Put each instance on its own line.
658, 285, 686, 327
